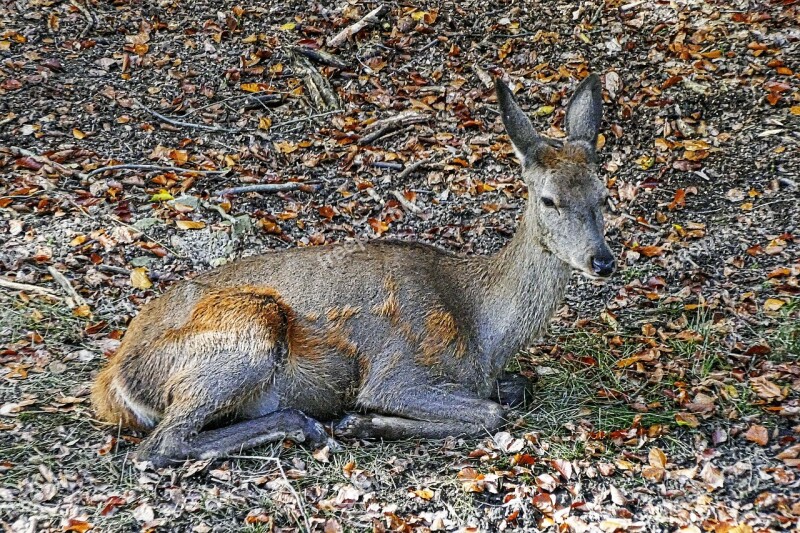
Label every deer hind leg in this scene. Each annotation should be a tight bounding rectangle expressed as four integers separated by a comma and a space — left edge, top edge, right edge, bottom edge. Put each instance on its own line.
138, 407, 329, 468
135, 364, 330, 467
134, 351, 329, 468
335, 383, 507, 440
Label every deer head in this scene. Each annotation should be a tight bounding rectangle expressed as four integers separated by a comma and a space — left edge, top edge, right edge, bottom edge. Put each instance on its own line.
496, 74, 615, 279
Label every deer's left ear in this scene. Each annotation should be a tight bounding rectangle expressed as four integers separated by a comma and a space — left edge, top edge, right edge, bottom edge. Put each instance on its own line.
564, 74, 602, 149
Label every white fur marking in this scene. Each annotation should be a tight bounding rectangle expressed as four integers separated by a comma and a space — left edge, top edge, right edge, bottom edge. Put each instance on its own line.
112, 376, 160, 429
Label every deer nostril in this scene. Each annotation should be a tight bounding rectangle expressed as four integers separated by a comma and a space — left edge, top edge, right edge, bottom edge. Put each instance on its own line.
591, 256, 615, 277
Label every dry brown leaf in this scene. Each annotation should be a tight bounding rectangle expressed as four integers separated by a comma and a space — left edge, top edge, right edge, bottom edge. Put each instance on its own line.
700, 462, 724, 490
744, 424, 769, 446
175, 220, 206, 230
648, 447, 667, 469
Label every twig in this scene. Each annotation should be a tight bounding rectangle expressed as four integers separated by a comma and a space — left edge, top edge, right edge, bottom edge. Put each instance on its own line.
291, 46, 348, 69
359, 112, 428, 145
217, 182, 321, 196
397, 157, 433, 180
371, 161, 403, 170
71, 0, 96, 38
84, 164, 230, 179
291, 51, 340, 111
135, 100, 238, 132
228, 455, 311, 533
96, 264, 131, 276
391, 190, 421, 214
327, 4, 389, 48
47, 266, 87, 309
0, 277, 60, 298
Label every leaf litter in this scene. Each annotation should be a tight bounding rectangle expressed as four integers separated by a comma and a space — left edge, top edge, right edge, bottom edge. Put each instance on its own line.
1, 0, 798, 531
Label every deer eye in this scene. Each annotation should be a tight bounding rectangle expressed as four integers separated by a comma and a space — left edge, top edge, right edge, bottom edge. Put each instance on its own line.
541, 197, 556, 208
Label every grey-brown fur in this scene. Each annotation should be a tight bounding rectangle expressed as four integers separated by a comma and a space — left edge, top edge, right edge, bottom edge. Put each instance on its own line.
91, 74, 615, 467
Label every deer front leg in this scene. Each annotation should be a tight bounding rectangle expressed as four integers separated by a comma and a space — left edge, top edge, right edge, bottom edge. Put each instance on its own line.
491, 372, 536, 407
334, 384, 507, 440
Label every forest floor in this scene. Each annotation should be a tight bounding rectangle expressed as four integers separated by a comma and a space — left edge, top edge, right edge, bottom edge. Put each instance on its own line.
1, 0, 799, 531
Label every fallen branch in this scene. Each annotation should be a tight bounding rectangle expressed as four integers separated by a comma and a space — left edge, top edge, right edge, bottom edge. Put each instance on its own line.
327, 4, 389, 48
47, 266, 87, 309
291, 46, 348, 69
359, 112, 428, 145
136, 101, 238, 132
0, 277, 59, 298
217, 182, 321, 196
391, 190, 421, 214
291, 51, 340, 111
84, 164, 230, 179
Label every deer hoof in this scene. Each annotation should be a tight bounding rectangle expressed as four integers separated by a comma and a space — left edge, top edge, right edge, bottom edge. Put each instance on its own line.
333, 413, 372, 439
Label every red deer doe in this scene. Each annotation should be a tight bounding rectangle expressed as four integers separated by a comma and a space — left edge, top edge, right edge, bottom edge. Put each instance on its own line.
92, 74, 615, 467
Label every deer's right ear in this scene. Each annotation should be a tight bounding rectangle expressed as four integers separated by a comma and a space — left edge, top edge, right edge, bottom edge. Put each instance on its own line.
495, 78, 541, 167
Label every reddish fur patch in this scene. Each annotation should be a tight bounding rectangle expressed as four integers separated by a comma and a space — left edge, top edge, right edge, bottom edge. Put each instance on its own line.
540, 143, 588, 168
182, 286, 288, 336
371, 276, 400, 324
417, 308, 464, 366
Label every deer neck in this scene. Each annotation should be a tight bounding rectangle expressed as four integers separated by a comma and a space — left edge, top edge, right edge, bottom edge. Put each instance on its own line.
470, 206, 572, 373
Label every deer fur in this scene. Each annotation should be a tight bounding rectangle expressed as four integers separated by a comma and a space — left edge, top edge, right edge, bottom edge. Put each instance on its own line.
91, 74, 615, 467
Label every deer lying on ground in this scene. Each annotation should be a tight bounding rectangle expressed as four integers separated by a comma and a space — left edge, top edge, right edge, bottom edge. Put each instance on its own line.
92, 74, 615, 467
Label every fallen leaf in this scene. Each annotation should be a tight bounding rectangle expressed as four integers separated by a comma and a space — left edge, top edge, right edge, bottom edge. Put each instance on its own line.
675, 412, 699, 428
744, 424, 768, 446
175, 220, 206, 230
700, 462, 724, 490
130, 267, 152, 290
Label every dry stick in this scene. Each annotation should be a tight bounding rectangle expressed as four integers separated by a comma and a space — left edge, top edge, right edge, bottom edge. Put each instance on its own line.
84, 164, 230, 179
135, 100, 239, 132
371, 161, 403, 170
391, 190, 421, 214
397, 157, 433, 180
359, 113, 428, 145
47, 266, 87, 309
0, 277, 60, 298
217, 182, 321, 196
291, 46, 348, 69
96, 264, 131, 276
327, 4, 389, 48
292, 51, 340, 111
